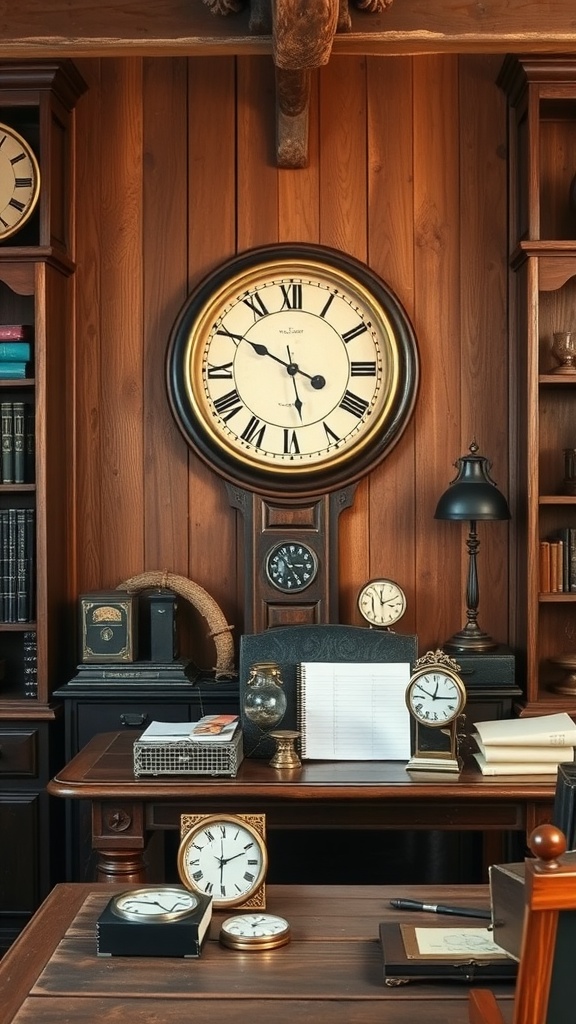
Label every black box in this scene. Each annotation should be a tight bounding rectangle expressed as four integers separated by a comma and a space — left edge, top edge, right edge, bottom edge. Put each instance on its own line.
490, 851, 576, 960
455, 646, 516, 688
80, 590, 138, 663
97, 888, 212, 957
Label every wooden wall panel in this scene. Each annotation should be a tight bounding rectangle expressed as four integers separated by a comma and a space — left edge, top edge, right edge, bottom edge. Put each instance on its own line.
367, 56, 417, 636
98, 59, 145, 585
72, 59, 103, 593
318, 55, 370, 625
186, 57, 238, 667
459, 54, 509, 653
413, 55, 462, 650
142, 57, 188, 579
71, 53, 511, 672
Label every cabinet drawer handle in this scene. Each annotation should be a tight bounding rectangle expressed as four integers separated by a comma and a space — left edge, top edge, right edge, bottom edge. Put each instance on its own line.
120, 713, 149, 728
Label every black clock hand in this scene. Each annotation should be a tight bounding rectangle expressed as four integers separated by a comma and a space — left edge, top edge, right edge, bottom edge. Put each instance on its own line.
246, 339, 326, 389
287, 346, 303, 419
220, 850, 248, 866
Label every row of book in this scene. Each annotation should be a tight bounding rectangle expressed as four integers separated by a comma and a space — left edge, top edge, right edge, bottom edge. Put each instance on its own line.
1, 401, 35, 484
539, 528, 576, 593
472, 711, 576, 775
0, 507, 35, 623
0, 326, 34, 380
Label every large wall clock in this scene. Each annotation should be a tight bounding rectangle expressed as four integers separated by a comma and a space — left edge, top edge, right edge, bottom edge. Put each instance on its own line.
166, 244, 419, 631
0, 121, 40, 241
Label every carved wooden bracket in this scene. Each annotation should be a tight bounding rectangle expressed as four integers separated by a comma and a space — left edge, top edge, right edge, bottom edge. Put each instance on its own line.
203, 0, 393, 167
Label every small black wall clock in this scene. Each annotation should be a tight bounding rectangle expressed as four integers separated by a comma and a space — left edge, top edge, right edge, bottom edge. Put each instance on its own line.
166, 244, 420, 631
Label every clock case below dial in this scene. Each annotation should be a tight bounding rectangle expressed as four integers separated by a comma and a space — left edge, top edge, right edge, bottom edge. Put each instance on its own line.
406, 717, 466, 773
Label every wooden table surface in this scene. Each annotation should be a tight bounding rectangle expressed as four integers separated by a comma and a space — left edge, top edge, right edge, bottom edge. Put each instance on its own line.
0, 883, 514, 1024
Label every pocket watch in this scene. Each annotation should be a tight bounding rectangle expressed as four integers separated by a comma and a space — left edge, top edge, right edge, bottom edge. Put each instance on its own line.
0, 122, 41, 241
405, 650, 467, 773
166, 243, 419, 496
357, 578, 406, 628
177, 812, 267, 909
219, 912, 291, 951
265, 540, 318, 592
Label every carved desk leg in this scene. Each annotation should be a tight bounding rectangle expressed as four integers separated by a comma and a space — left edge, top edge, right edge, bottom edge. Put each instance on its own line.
92, 800, 147, 883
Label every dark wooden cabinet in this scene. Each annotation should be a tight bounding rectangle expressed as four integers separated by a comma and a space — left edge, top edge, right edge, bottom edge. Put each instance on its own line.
0, 61, 86, 953
53, 676, 240, 881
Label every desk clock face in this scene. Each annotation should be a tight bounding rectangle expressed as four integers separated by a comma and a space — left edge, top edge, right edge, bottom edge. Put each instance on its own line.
111, 887, 199, 922
177, 814, 267, 909
407, 668, 465, 726
220, 912, 291, 950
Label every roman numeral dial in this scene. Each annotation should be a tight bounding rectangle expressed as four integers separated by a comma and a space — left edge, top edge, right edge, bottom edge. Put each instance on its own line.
0, 123, 40, 240
177, 814, 267, 909
167, 245, 419, 495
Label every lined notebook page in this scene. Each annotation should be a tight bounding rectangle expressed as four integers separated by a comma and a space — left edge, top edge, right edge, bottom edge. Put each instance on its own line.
297, 661, 411, 760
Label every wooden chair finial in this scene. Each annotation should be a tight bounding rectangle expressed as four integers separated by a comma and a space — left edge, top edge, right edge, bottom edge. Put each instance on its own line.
528, 823, 567, 865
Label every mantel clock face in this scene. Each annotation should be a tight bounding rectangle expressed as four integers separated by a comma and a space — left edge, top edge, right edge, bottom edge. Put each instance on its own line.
166, 244, 419, 496
0, 122, 40, 241
405, 650, 467, 774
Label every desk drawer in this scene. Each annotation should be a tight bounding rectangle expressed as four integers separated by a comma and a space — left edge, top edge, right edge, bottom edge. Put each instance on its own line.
0, 729, 37, 776
77, 702, 191, 749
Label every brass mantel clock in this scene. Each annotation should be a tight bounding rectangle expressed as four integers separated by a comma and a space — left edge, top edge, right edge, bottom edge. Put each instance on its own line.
166, 244, 420, 631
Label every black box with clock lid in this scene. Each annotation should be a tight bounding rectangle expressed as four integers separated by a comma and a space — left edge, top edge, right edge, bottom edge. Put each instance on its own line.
96, 887, 212, 958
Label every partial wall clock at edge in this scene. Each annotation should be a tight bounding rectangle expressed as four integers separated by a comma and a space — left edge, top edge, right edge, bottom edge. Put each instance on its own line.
166, 244, 420, 633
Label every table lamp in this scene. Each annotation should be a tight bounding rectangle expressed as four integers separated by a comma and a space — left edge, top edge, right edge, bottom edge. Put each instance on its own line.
434, 441, 511, 653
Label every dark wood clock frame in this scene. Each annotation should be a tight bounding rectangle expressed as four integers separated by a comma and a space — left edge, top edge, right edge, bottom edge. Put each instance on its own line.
166, 243, 419, 631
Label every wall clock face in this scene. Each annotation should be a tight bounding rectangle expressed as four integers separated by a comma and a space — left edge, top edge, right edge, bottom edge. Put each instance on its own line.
166, 244, 419, 495
265, 540, 318, 592
0, 122, 40, 241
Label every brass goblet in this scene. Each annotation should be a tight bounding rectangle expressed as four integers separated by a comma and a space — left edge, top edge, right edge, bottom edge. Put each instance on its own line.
551, 331, 576, 374
549, 653, 576, 696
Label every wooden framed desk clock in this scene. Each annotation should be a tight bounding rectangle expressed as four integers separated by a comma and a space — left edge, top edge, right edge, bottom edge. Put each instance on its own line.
405, 650, 467, 773
166, 244, 420, 633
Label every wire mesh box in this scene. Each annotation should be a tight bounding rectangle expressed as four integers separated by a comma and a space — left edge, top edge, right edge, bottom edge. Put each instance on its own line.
133, 730, 244, 778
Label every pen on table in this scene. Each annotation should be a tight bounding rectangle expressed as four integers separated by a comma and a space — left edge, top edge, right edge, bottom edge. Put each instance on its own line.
389, 898, 491, 920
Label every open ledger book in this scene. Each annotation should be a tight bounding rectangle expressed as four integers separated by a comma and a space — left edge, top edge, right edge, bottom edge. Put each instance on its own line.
297, 661, 411, 760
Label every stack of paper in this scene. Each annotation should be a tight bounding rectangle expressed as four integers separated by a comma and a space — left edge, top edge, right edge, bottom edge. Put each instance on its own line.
471, 712, 576, 775
137, 715, 239, 743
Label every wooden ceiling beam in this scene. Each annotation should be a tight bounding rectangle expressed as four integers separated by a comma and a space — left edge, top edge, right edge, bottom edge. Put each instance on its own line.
0, 1, 574, 59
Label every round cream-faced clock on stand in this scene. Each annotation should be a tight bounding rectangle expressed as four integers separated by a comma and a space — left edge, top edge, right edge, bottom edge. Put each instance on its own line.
357, 577, 406, 629
405, 649, 467, 773
177, 812, 268, 910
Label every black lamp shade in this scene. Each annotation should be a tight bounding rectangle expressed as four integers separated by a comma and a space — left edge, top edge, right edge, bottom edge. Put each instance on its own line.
434, 448, 511, 522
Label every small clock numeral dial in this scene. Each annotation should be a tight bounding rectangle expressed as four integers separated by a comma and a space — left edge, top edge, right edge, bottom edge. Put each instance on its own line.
0, 123, 40, 240
111, 886, 199, 922
220, 912, 291, 950
407, 670, 466, 726
177, 814, 267, 909
265, 541, 318, 592
357, 578, 406, 627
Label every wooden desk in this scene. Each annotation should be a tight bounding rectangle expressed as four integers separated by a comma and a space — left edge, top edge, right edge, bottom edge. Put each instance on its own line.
47, 730, 556, 884
0, 882, 513, 1024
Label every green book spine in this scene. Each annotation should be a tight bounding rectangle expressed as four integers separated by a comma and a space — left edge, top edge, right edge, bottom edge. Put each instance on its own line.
1, 401, 13, 484
13, 401, 25, 484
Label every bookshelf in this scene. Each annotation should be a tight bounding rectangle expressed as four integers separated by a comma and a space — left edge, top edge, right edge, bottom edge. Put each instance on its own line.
499, 56, 576, 715
0, 62, 86, 953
